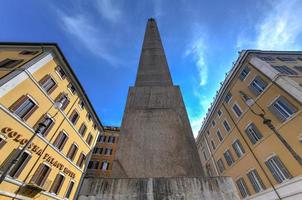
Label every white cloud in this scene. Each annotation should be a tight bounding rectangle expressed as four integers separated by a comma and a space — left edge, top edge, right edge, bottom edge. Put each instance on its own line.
237, 0, 302, 50
185, 37, 208, 86
95, 0, 122, 23
60, 13, 120, 65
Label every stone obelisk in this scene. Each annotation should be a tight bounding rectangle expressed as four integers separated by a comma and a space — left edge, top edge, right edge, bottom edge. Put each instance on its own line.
78, 19, 239, 200
111, 18, 203, 178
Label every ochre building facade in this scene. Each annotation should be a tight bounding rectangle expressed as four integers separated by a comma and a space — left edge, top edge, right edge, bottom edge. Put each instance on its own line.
197, 50, 302, 200
86, 126, 119, 177
0, 43, 103, 200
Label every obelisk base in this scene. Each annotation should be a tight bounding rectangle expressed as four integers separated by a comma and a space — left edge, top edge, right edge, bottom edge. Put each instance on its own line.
78, 176, 240, 200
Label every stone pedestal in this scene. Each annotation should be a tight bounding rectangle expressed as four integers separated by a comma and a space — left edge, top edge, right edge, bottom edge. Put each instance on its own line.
78, 177, 239, 200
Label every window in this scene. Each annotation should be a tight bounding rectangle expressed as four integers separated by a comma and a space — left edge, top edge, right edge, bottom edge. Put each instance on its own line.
207, 130, 210, 135
10, 95, 37, 120
216, 130, 223, 141
9, 151, 31, 178
93, 147, 103, 154
224, 150, 234, 166
232, 140, 245, 158
53, 132, 68, 151
87, 160, 99, 169
236, 178, 250, 198
101, 160, 109, 171
232, 104, 242, 118
50, 174, 65, 194
245, 123, 263, 144
93, 124, 97, 130
79, 100, 85, 109
203, 151, 207, 160
97, 135, 107, 143
19, 50, 39, 55
68, 83, 76, 94
217, 110, 222, 117
69, 110, 79, 125
104, 148, 113, 155
217, 159, 225, 173
55, 66, 66, 79
247, 169, 266, 193
31, 163, 51, 187
273, 66, 298, 75
76, 153, 86, 168
0, 58, 23, 68
269, 96, 297, 122
249, 76, 267, 96
108, 136, 115, 143
36, 117, 54, 137
211, 140, 216, 150
224, 92, 232, 103
86, 133, 93, 145
39, 75, 57, 94
56, 93, 70, 110
265, 156, 292, 183
258, 56, 275, 61
78, 123, 87, 137
67, 143, 78, 161
222, 120, 231, 132
239, 67, 250, 81
277, 57, 296, 61
87, 113, 92, 121
64, 181, 74, 199
212, 120, 216, 127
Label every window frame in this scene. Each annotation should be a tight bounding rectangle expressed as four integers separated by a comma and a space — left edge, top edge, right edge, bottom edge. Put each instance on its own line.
9, 95, 38, 121
232, 103, 243, 118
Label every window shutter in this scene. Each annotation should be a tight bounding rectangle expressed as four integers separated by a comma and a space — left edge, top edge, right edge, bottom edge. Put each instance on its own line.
41, 166, 51, 187
39, 75, 50, 86
9, 95, 27, 112
22, 104, 38, 121
10, 152, 32, 178
0, 149, 20, 171
47, 83, 57, 95
254, 170, 266, 190
31, 163, 44, 184
273, 156, 292, 179
248, 82, 260, 96
238, 140, 245, 154
50, 174, 60, 193
265, 159, 282, 183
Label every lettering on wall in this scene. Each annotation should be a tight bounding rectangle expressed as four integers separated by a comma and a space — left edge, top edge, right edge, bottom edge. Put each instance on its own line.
1, 127, 76, 178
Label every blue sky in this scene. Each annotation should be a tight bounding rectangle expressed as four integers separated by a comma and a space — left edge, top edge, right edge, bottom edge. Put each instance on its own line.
1, 0, 302, 136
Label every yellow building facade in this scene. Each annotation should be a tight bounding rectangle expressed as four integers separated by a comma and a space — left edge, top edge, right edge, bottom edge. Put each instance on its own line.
0, 43, 103, 200
85, 126, 119, 177
196, 50, 302, 200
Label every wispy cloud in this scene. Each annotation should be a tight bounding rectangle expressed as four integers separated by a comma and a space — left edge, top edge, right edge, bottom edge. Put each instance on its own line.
95, 0, 122, 23
237, 0, 302, 50
185, 37, 207, 86
59, 13, 121, 66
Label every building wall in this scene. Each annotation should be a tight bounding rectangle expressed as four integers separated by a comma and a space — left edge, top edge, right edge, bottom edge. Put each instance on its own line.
196, 51, 302, 200
86, 126, 119, 177
0, 44, 102, 200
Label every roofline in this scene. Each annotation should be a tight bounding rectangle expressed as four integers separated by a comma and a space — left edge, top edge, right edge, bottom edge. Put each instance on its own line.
0, 42, 104, 130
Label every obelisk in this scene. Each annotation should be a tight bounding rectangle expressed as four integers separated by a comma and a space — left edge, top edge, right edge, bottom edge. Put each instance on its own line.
78, 19, 239, 200
111, 18, 203, 178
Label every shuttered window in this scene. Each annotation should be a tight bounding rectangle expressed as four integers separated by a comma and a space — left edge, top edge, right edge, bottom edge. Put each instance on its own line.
0, 58, 23, 68
211, 140, 216, 150
249, 76, 267, 96
76, 153, 86, 168
9, 151, 31, 178
86, 133, 93, 145
10, 95, 38, 120
101, 160, 109, 171
97, 135, 107, 143
224, 92, 232, 103
265, 156, 292, 183
223, 120, 231, 132
247, 169, 266, 193
67, 143, 78, 161
56, 93, 70, 111
232, 104, 242, 117
64, 181, 74, 199
39, 75, 57, 94
78, 123, 87, 137
245, 123, 263, 144
269, 96, 297, 122
0, 136, 7, 150
273, 65, 298, 75
53, 132, 68, 151
35, 117, 54, 137
239, 67, 250, 81
69, 110, 79, 125
232, 140, 245, 158
55, 66, 66, 79
93, 147, 103, 154
19, 50, 39, 55
87, 160, 99, 169
236, 178, 250, 198
108, 136, 115, 143
68, 83, 76, 94
224, 150, 235, 166
104, 148, 113, 155
216, 130, 223, 141
217, 159, 225, 173
31, 164, 51, 187
50, 173, 65, 194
